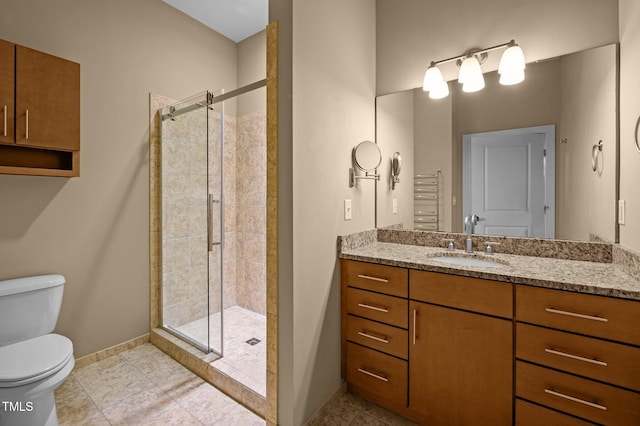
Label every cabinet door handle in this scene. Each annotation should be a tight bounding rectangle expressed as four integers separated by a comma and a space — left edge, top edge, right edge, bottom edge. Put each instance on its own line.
413, 309, 417, 345
545, 307, 608, 323
544, 389, 607, 411
357, 368, 389, 382
545, 348, 608, 367
2, 105, 6, 137
357, 331, 389, 344
25, 109, 29, 139
357, 274, 389, 283
357, 303, 389, 313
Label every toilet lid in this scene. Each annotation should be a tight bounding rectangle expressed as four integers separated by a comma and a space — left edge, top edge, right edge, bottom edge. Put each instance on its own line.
0, 334, 73, 386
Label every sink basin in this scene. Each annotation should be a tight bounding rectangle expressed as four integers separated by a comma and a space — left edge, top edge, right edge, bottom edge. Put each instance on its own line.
431, 255, 505, 268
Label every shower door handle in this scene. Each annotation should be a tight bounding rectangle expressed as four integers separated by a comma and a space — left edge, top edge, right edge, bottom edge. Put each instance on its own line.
208, 194, 221, 252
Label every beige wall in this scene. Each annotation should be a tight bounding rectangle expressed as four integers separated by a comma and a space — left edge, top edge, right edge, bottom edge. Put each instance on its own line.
619, 0, 640, 252
238, 30, 267, 116
376, 0, 619, 95
0, 0, 237, 357
289, 0, 376, 424
376, 90, 414, 229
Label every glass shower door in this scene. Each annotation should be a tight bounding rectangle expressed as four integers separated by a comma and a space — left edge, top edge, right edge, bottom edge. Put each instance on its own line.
160, 91, 223, 356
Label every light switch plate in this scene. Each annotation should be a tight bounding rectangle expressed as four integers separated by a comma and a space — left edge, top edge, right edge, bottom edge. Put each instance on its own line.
393, 198, 398, 214
618, 199, 626, 225
344, 199, 352, 221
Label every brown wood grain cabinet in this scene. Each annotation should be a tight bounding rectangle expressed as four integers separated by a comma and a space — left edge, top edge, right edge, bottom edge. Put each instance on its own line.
341, 259, 513, 424
515, 285, 640, 425
0, 39, 80, 177
409, 270, 513, 425
341, 259, 640, 424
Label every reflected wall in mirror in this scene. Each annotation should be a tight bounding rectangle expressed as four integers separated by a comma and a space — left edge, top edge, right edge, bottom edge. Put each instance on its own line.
376, 43, 618, 243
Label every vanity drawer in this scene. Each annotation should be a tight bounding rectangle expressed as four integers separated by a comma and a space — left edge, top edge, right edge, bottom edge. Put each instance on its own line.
517, 323, 640, 391
516, 361, 640, 425
410, 270, 513, 318
346, 287, 408, 328
516, 285, 640, 346
515, 399, 595, 426
342, 259, 408, 298
346, 314, 408, 359
346, 342, 407, 407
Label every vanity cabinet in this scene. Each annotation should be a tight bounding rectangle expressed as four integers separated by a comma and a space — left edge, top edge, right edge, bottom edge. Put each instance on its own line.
341, 259, 409, 414
340, 259, 513, 424
0, 39, 80, 176
515, 285, 640, 425
409, 271, 513, 426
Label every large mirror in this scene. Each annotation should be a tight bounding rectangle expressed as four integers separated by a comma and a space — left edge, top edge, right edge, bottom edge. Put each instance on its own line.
376, 43, 618, 243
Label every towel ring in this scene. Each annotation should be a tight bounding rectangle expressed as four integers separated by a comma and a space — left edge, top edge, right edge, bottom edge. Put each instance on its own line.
635, 115, 640, 153
592, 140, 603, 172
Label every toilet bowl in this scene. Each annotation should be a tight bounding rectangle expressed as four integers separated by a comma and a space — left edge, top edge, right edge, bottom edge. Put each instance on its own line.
0, 276, 75, 426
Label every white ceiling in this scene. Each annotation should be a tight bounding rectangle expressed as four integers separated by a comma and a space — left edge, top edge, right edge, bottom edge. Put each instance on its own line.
162, 0, 268, 43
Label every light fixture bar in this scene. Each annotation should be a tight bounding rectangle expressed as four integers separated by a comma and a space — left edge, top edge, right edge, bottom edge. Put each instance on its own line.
431, 40, 516, 67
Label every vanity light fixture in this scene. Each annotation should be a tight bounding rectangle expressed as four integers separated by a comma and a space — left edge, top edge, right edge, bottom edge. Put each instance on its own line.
422, 40, 525, 99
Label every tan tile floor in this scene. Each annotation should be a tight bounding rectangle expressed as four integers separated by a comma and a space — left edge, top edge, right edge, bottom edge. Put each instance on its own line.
54, 343, 265, 425
53, 341, 415, 425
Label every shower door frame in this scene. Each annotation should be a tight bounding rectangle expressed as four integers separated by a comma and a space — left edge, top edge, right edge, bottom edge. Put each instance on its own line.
159, 79, 267, 356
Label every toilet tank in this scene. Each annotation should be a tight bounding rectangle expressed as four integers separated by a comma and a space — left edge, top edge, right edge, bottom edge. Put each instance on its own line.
0, 275, 65, 347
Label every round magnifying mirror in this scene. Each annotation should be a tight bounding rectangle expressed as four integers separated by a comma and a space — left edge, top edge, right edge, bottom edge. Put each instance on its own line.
352, 140, 382, 172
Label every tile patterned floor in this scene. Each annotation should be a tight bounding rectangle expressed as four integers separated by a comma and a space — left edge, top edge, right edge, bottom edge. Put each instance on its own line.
176, 306, 267, 396
54, 343, 265, 425
53, 340, 414, 425
309, 392, 418, 426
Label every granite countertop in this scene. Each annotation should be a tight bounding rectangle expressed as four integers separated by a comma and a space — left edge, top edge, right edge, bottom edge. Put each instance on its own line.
339, 241, 640, 301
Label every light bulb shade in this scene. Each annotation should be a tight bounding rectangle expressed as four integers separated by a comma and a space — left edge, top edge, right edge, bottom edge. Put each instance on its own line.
499, 44, 526, 75
423, 65, 445, 91
459, 56, 485, 92
429, 81, 449, 99
499, 68, 525, 85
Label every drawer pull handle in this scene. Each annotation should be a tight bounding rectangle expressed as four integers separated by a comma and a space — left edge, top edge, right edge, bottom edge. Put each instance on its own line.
358, 303, 389, 313
2, 105, 6, 137
545, 308, 608, 323
413, 309, 417, 345
357, 331, 389, 344
358, 368, 389, 382
357, 274, 389, 283
25, 109, 29, 139
545, 348, 608, 367
544, 389, 607, 411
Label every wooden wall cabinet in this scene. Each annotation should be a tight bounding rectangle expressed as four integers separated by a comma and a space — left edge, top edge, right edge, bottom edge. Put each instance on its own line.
0, 39, 80, 177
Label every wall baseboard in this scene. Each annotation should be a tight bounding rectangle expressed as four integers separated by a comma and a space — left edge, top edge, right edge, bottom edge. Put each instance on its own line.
74, 334, 150, 370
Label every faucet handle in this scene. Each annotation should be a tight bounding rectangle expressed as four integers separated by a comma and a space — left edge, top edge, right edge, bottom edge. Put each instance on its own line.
483, 241, 500, 255
442, 238, 455, 251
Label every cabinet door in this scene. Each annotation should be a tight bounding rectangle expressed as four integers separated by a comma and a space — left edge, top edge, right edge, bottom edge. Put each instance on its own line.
15, 45, 79, 151
0, 40, 14, 145
409, 301, 513, 425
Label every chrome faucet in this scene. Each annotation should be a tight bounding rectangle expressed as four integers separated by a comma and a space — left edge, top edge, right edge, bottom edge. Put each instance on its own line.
464, 214, 480, 253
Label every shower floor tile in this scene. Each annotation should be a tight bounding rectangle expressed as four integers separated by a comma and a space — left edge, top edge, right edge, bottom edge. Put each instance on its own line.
175, 305, 267, 396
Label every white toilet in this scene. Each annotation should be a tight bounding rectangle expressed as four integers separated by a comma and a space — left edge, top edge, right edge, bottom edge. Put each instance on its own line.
0, 275, 75, 426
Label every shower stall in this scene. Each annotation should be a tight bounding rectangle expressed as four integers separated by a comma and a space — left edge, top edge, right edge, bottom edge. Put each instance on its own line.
158, 81, 267, 396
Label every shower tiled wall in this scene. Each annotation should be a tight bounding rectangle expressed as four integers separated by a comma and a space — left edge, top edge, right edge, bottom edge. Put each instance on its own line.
236, 111, 267, 315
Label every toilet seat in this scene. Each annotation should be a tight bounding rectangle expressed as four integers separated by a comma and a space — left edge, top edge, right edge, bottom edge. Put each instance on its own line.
0, 334, 73, 387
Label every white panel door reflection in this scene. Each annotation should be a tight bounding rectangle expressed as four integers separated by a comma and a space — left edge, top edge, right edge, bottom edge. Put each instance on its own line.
463, 125, 555, 238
